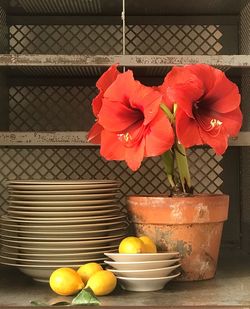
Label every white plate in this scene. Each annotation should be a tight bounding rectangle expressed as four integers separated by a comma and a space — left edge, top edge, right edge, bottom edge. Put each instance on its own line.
104, 259, 180, 270
117, 273, 180, 291
0, 220, 128, 232
1, 248, 116, 258
7, 209, 119, 218
1, 236, 124, 248
7, 183, 119, 191
105, 252, 180, 262
0, 260, 106, 282
7, 205, 120, 211
7, 199, 116, 206
8, 188, 119, 195
107, 264, 181, 278
1, 231, 127, 241
4, 214, 127, 223
1, 242, 119, 253
9, 193, 116, 201
1, 226, 127, 237
0, 254, 105, 264
7, 180, 118, 185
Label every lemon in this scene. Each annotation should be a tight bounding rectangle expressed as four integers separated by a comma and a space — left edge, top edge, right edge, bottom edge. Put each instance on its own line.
139, 235, 157, 253
77, 262, 103, 284
49, 267, 84, 296
86, 270, 117, 296
118, 236, 145, 254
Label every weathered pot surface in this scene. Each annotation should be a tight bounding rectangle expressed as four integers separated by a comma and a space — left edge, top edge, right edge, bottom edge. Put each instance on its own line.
127, 194, 229, 281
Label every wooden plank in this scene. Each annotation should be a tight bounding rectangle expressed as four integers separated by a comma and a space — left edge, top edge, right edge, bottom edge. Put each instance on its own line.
0, 132, 247, 147
0, 54, 250, 68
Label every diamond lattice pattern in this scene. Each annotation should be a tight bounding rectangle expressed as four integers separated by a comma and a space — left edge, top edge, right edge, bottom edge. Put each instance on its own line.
9, 86, 97, 131
9, 24, 223, 55
0, 147, 223, 214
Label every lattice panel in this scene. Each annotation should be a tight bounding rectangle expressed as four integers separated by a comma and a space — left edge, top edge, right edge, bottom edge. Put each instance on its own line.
9, 86, 97, 131
9, 25, 123, 54
9, 24, 223, 55
0, 147, 223, 213
0, 6, 8, 53
126, 24, 223, 55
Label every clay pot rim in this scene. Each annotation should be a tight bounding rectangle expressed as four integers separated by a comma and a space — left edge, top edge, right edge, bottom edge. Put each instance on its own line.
127, 193, 229, 200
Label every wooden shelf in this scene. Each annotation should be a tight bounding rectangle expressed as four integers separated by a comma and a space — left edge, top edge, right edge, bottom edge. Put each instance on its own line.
0, 132, 248, 147
0, 249, 249, 307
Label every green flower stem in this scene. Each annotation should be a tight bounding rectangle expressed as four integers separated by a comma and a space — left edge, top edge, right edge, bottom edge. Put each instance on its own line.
174, 142, 192, 193
160, 104, 174, 124
162, 151, 175, 189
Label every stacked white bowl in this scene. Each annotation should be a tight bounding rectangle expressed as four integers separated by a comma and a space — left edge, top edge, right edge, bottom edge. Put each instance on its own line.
0, 179, 128, 282
104, 252, 181, 292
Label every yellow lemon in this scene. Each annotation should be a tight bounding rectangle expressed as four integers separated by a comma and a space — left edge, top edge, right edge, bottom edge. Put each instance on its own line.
77, 262, 103, 284
139, 235, 157, 253
86, 270, 117, 296
118, 236, 145, 254
49, 267, 84, 296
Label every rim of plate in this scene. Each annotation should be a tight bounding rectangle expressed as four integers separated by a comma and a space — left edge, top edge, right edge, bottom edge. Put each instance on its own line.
107, 264, 181, 273
6, 180, 118, 184
105, 252, 180, 257
7, 205, 120, 211
1, 242, 119, 252
8, 188, 119, 195
116, 272, 181, 280
0, 255, 105, 263
104, 259, 179, 265
0, 260, 105, 268
7, 199, 117, 206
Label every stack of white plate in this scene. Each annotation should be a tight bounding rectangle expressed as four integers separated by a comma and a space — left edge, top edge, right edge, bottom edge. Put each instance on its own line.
105, 252, 181, 292
0, 180, 128, 282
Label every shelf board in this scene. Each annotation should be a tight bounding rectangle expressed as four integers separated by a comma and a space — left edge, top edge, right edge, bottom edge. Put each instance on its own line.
0, 249, 249, 307
0, 132, 247, 147
6, 0, 241, 16
1, 54, 250, 68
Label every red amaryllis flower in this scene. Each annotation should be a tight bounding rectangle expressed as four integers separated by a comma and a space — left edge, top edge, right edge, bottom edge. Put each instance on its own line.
98, 70, 175, 171
87, 64, 120, 143
160, 64, 242, 154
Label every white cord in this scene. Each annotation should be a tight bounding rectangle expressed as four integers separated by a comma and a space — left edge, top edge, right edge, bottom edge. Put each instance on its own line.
122, 0, 126, 72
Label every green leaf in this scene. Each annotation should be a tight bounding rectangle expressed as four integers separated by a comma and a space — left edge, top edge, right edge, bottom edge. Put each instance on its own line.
51, 301, 71, 306
72, 288, 100, 306
162, 150, 175, 189
30, 300, 49, 306
174, 142, 192, 193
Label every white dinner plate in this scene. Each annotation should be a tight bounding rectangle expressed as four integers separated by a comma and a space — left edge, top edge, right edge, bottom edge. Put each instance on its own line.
8, 193, 116, 201
8, 188, 119, 195
7, 199, 116, 206
0, 220, 128, 231
1, 242, 119, 252
1, 231, 127, 241
0, 254, 105, 264
7, 180, 118, 185
1, 225, 127, 237
5, 213, 126, 222
7, 205, 120, 211
7, 209, 119, 218
104, 259, 180, 270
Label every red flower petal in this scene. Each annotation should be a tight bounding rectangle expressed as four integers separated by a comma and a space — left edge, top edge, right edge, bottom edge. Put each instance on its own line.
212, 107, 243, 137
92, 92, 103, 117
99, 97, 142, 132
186, 64, 215, 94
104, 70, 139, 105
176, 109, 203, 148
87, 122, 103, 144
96, 64, 119, 92
125, 138, 146, 171
167, 81, 204, 118
145, 110, 174, 156
130, 85, 162, 125
100, 130, 126, 160
198, 125, 228, 155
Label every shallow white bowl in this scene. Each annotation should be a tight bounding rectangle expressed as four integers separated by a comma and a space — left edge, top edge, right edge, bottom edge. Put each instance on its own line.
117, 273, 180, 291
107, 264, 181, 278
104, 259, 180, 270
104, 252, 179, 262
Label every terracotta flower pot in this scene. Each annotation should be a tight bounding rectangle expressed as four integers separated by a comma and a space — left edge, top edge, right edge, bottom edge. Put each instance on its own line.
127, 194, 229, 281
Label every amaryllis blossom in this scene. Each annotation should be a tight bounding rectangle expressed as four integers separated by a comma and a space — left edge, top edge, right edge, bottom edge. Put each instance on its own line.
87, 64, 120, 143
160, 64, 242, 154
98, 70, 175, 171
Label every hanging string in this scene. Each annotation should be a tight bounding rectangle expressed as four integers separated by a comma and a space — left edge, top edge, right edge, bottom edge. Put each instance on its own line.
121, 0, 126, 72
